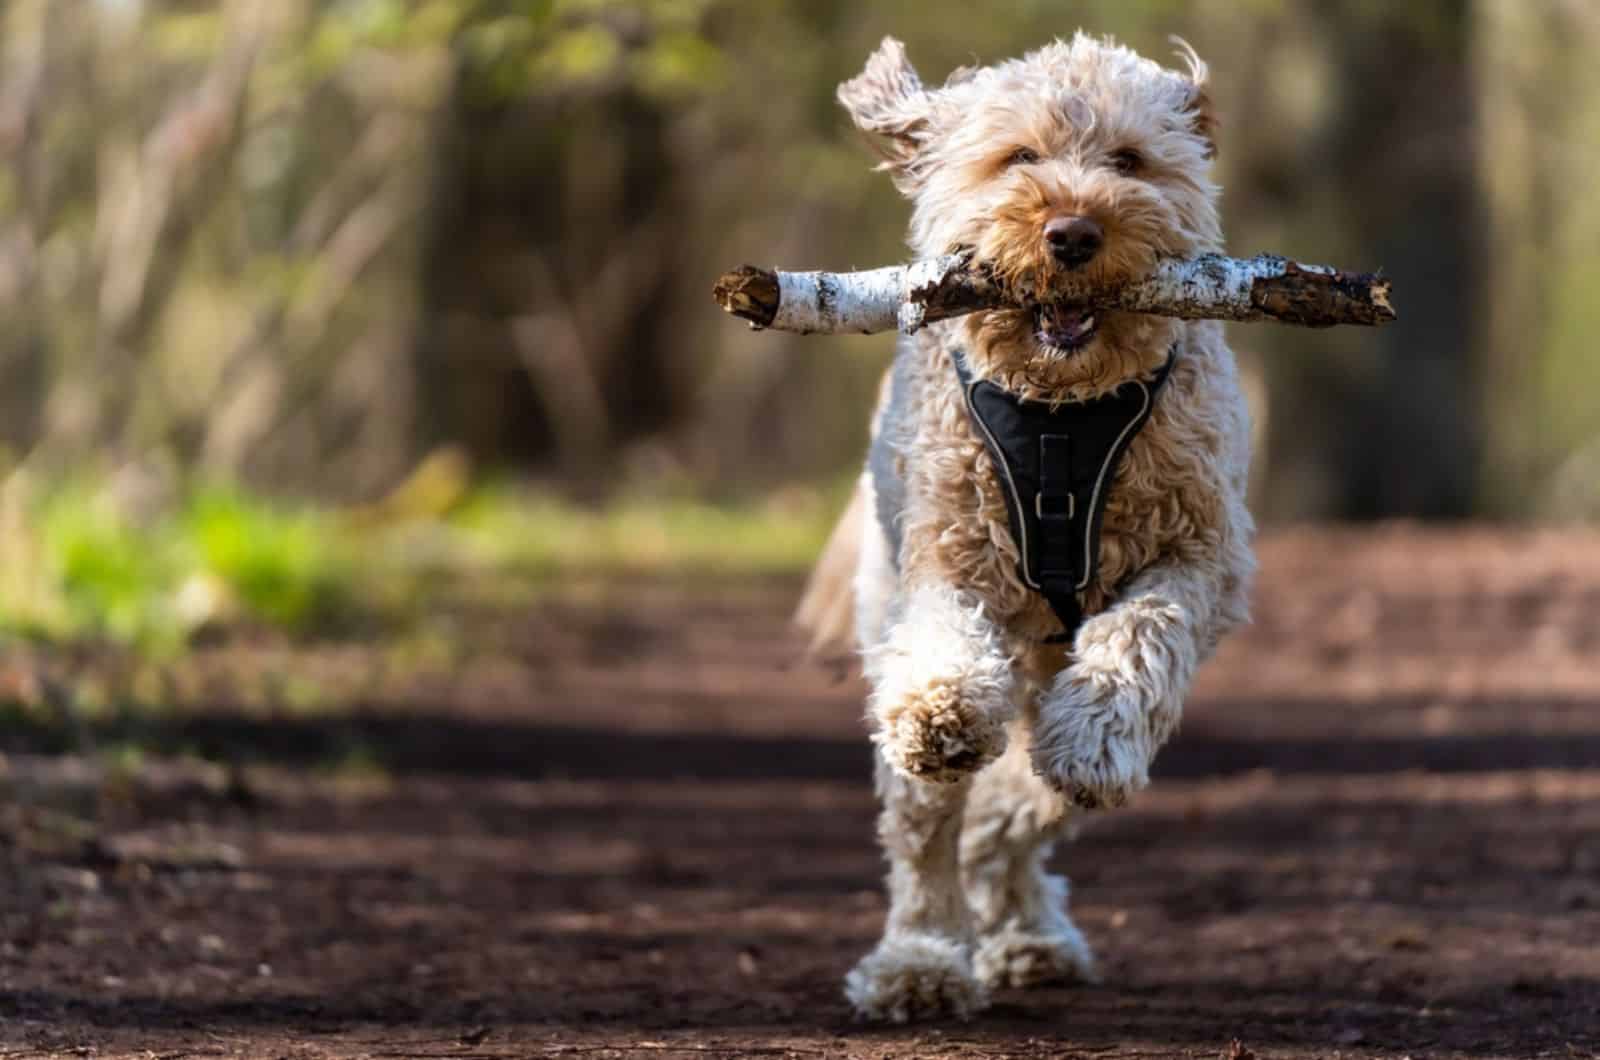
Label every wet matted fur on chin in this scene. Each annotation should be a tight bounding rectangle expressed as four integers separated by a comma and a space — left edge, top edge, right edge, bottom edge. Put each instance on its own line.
792, 33, 1256, 1022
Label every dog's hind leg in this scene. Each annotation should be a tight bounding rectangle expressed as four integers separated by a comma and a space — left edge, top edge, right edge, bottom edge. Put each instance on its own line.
960, 717, 1098, 990
845, 756, 990, 1021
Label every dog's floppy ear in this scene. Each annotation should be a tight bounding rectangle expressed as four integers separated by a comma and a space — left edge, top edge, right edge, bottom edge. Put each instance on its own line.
838, 37, 934, 187
1169, 36, 1219, 160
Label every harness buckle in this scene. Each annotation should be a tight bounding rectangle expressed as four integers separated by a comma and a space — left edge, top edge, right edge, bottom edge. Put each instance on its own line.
1035, 491, 1075, 521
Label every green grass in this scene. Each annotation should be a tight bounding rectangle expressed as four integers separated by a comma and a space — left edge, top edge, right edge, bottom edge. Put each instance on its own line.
186, 486, 357, 630
0, 478, 357, 652
0, 473, 842, 653
446, 484, 842, 579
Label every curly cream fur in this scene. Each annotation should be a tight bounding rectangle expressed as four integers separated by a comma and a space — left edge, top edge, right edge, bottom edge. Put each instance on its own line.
864, 583, 1018, 781
817, 32, 1256, 1021
962, 724, 1098, 989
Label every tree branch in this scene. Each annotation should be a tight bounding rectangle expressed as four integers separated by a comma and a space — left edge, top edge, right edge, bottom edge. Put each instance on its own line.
713, 252, 1396, 335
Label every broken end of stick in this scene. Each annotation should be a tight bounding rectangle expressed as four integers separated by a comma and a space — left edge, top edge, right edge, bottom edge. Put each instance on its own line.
1250, 262, 1398, 327
1370, 277, 1397, 323
713, 265, 780, 329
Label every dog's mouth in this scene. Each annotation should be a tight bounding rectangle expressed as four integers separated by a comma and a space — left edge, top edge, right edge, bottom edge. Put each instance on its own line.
1034, 303, 1099, 354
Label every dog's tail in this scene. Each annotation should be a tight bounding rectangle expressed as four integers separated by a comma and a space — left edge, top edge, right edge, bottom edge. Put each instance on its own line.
794, 477, 865, 654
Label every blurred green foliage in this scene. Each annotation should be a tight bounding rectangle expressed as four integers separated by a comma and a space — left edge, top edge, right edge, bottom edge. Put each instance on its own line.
449, 480, 846, 580
32, 483, 187, 648
2, 477, 349, 650
0, 471, 839, 653
186, 487, 356, 630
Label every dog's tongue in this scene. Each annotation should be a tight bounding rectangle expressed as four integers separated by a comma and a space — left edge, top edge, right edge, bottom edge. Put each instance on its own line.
1037, 303, 1098, 348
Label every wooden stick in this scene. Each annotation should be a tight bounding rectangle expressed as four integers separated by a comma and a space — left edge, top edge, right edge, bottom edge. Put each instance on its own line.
712, 252, 1395, 335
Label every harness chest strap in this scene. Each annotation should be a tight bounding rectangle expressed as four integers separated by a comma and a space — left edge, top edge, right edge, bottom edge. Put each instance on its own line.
950, 345, 1177, 643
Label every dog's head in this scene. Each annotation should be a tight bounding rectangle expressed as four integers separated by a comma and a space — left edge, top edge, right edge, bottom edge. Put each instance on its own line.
839, 33, 1221, 390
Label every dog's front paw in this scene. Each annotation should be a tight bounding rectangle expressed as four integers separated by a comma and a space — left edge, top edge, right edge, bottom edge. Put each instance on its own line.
845, 934, 990, 1022
1031, 668, 1154, 809
867, 585, 1016, 783
876, 675, 1007, 782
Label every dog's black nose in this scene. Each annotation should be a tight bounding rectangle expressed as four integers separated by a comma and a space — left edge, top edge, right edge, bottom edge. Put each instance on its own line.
1044, 215, 1104, 268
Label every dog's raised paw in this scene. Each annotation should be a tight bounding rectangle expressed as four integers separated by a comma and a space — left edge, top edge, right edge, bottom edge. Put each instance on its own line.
1030, 672, 1153, 808
974, 925, 1098, 990
844, 934, 991, 1022
876, 676, 1007, 782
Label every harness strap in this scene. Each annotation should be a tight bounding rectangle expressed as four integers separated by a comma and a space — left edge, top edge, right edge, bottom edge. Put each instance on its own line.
951, 345, 1176, 644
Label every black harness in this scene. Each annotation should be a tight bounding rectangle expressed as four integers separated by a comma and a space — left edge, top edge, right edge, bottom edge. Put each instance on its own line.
951, 346, 1176, 643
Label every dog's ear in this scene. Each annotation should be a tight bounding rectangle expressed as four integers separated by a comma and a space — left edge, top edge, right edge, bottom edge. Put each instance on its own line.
838, 37, 934, 188
1169, 36, 1219, 160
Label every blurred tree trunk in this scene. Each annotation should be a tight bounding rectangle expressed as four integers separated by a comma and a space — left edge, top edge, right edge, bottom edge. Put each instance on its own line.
1202, 0, 1484, 521
413, 74, 686, 484
408, 1, 889, 492
1475, 0, 1600, 517
1325, 2, 1483, 519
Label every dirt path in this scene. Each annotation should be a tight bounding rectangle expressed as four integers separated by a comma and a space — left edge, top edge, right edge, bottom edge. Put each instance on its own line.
3, 528, 1599, 1059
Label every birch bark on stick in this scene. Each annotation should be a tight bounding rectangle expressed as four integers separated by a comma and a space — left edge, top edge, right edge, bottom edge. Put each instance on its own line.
712, 252, 1395, 334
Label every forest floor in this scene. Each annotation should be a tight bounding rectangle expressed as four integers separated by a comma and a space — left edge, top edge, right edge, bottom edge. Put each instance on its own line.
3, 527, 1599, 1059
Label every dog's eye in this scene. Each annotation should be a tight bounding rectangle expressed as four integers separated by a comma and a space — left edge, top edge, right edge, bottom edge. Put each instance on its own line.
1111, 148, 1144, 175
1005, 146, 1040, 167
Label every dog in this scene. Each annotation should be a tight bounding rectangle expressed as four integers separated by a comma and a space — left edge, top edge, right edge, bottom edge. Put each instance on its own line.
793, 33, 1256, 1021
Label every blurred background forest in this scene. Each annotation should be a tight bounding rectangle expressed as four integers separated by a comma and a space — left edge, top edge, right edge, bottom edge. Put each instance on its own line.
1, 0, 1598, 649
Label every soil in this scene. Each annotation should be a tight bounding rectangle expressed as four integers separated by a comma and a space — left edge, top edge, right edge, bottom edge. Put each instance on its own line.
3, 527, 1599, 1059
